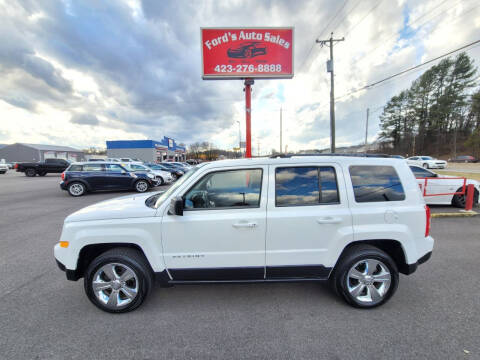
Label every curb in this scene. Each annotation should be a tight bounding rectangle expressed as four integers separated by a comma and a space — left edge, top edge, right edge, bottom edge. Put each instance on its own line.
431, 211, 478, 218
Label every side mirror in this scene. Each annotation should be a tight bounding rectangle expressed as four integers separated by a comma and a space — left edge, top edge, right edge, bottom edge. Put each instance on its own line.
169, 196, 184, 216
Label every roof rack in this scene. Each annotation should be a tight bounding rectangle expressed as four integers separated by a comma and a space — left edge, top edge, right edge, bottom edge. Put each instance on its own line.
270, 153, 392, 159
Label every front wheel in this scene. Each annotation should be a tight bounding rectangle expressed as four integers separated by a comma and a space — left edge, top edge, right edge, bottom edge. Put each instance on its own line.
154, 177, 164, 186
331, 245, 399, 308
84, 248, 153, 313
134, 179, 149, 193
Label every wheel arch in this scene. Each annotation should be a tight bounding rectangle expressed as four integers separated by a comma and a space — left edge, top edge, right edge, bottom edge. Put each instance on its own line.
68, 179, 92, 191
72, 243, 154, 281
334, 239, 410, 275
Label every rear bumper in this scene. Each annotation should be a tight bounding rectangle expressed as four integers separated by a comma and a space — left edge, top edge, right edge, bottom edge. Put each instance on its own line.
404, 251, 432, 275
60, 181, 68, 190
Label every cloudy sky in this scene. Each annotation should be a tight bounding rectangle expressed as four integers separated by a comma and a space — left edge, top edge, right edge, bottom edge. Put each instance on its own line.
1, 0, 479, 153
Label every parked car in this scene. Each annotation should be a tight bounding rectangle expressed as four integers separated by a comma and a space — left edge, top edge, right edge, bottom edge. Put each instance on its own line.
144, 163, 183, 180
15, 158, 70, 177
54, 155, 434, 312
87, 158, 107, 162
123, 163, 173, 186
160, 162, 187, 174
406, 156, 447, 169
186, 159, 199, 165
449, 155, 477, 163
60, 162, 154, 197
0, 162, 8, 174
390, 155, 405, 159
409, 165, 479, 207
227, 41, 267, 58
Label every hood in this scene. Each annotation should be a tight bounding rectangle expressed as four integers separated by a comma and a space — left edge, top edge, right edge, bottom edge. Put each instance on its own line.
65, 192, 159, 223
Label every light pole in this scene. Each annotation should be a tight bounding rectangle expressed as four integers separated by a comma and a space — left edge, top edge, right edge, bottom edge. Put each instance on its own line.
236, 120, 242, 158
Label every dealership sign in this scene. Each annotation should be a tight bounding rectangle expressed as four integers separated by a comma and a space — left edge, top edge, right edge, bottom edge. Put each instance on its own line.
201, 27, 293, 79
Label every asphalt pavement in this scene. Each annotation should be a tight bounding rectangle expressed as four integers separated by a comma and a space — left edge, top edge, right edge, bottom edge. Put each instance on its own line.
0, 171, 479, 359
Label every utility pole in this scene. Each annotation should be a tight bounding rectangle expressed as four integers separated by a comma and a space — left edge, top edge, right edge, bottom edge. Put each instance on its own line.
236, 120, 241, 158
365, 108, 369, 148
316, 32, 344, 153
280, 106, 283, 153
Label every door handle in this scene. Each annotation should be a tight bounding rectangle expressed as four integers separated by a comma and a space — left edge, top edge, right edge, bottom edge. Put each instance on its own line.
232, 222, 257, 229
316, 217, 342, 224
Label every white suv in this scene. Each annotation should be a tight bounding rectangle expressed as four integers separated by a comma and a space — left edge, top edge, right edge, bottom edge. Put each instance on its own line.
54, 156, 434, 312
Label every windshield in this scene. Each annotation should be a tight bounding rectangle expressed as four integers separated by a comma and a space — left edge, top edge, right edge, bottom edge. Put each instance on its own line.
153, 165, 202, 208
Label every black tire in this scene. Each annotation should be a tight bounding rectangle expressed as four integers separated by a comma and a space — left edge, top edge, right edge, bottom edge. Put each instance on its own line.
155, 177, 164, 186
0, 171, 6, 174
25, 168, 36, 177
452, 187, 479, 208
84, 248, 154, 313
38, 171, 47, 176
422, 163, 429, 169
331, 244, 399, 309
67, 182, 86, 197
134, 179, 149, 193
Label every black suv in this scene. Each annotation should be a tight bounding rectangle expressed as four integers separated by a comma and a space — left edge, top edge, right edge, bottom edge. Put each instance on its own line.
60, 162, 154, 197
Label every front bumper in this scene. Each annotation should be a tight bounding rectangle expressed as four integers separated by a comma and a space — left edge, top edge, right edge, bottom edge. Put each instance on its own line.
55, 258, 80, 281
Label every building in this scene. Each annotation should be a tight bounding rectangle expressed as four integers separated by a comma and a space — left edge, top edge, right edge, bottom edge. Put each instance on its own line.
106, 137, 186, 163
0, 143, 85, 162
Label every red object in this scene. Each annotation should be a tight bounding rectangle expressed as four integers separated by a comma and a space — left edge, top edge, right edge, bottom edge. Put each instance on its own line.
425, 205, 431, 237
245, 80, 252, 158
61, 172, 65, 181
465, 184, 475, 211
420, 177, 466, 197
201, 28, 293, 79
14, 163, 18, 169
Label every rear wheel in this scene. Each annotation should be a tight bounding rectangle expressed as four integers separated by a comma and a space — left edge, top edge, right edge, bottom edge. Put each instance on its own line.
68, 182, 86, 197
154, 177, 164, 186
134, 179, 149, 193
331, 244, 399, 308
25, 168, 36, 177
38, 171, 47, 176
84, 248, 153, 313
452, 187, 479, 208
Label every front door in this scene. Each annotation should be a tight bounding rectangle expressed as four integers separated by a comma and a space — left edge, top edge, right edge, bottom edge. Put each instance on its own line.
104, 164, 133, 189
265, 163, 353, 279
161, 166, 267, 281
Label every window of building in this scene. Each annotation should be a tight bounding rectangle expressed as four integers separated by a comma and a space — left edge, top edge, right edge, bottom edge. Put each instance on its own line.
349, 165, 405, 202
275, 166, 339, 207
184, 169, 262, 209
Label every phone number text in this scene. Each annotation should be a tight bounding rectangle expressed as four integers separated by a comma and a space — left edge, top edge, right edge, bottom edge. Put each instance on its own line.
214, 64, 283, 73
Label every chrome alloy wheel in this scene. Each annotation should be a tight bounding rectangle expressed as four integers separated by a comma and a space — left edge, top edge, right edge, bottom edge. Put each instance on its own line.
69, 183, 84, 196
92, 263, 139, 309
135, 180, 148, 192
346, 259, 391, 305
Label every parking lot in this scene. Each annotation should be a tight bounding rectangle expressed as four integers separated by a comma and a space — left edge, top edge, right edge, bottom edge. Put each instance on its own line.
0, 171, 479, 359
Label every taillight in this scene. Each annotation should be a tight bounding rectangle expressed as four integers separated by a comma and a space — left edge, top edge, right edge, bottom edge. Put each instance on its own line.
14, 163, 18, 169
61, 172, 65, 181
425, 205, 431, 237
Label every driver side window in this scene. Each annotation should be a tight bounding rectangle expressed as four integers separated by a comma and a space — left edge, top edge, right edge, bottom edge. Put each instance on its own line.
184, 169, 262, 210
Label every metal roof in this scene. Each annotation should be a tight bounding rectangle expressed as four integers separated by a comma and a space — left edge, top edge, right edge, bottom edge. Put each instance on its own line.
17, 143, 83, 152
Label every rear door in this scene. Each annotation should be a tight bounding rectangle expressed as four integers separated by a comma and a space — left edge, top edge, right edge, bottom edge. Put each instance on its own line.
265, 163, 353, 279
81, 163, 106, 190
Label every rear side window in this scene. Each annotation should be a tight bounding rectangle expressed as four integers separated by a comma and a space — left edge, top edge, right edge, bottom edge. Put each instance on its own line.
83, 164, 104, 172
105, 164, 124, 172
68, 165, 82, 171
349, 165, 405, 202
275, 166, 339, 206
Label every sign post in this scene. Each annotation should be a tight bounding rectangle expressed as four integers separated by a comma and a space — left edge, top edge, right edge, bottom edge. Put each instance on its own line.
201, 27, 294, 158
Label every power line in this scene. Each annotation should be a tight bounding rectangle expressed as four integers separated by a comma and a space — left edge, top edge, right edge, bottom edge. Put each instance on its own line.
297, 0, 349, 73
336, 39, 480, 101
343, 0, 385, 37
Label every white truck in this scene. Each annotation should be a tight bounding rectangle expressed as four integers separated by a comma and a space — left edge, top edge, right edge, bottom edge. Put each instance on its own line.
54, 155, 434, 312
